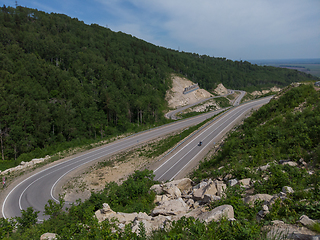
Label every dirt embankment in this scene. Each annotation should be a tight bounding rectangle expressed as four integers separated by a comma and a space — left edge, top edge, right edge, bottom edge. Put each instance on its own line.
165, 75, 213, 109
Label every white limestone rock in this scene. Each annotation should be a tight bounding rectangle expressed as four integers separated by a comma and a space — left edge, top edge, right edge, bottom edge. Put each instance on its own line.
197, 205, 234, 223
299, 215, 316, 226
244, 194, 273, 207
40, 233, 57, 240
282, 186, 294, 194
151, 198, 189, 217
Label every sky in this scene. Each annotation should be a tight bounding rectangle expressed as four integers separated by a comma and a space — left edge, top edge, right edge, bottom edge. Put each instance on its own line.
2, 0, 320, 60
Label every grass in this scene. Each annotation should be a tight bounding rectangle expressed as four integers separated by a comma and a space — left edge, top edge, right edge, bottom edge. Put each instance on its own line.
310, 222, 320, 233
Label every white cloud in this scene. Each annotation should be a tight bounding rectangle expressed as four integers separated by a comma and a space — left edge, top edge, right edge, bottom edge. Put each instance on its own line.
104, 0, 320, 59
6, 0, 319, 59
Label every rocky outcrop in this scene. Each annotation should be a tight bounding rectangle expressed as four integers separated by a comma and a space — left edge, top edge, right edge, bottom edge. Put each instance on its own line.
192, 179, 226, 200
1, 156, 51, 175
151, 198, 189, 216
93, 159, 318, 236
214, 83, 228, 95
197, 205, 234, 223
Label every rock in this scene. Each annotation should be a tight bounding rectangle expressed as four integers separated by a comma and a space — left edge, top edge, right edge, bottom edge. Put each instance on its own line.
215, 181, 227, 197
257, 205, 270, 221
282, 186, 294, 194
281, 161, 298, 167
101, 203, 112, 214
193, 201, 200, 209
116, 212, 139, 223
244, 194, 273, 207
238, 178, 251, 188
214, 83, 228, 95
150, 184, 163, 194
186, 198, 194, 207
163, 185, 181, 199
271, 220, 284, 225
95, 203, 139, 223
163, 178, 192, 193
151, 198, 189, 217
31, 158, 45, 164
184, 206, 208, 219
40, 233, 57, 240
264, 223, 318, 240
134, 212, 151, 221
197, 205, 234, 223
193, 179, 217, 200
154, 195, 169, 205
299, 215, 316, 226
223, 174, 233, 181
20, 161, 26, 166
259, 164, 270, 171
202, 194, 221, 204
228, 179, 238, 187
193, 181, 208, 190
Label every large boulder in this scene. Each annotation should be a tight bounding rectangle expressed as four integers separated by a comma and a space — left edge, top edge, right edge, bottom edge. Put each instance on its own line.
197, 205, 234, 223
193, 179, 226, 200
193, 180, 217, 200
151, 198, 189, 216
163, 178, 192, 194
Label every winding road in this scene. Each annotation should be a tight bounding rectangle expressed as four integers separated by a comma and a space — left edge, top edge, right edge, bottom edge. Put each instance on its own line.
153, 96, 272, 181
1, 92, 272, 221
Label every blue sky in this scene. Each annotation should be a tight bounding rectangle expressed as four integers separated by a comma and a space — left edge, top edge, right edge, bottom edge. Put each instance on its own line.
2, 0, 320, 60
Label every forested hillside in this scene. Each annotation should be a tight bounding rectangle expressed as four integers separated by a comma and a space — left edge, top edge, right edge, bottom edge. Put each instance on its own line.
0, 5, 317, 162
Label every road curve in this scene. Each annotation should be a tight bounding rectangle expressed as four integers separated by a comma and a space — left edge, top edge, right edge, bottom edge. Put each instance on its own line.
1, 91, 249, 220
166, 90, 246, 120
1, 107, 227, 220
153, 96, 272, 181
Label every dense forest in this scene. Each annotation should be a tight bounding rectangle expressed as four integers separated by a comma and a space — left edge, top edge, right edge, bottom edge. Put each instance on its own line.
0, 5, 317, 162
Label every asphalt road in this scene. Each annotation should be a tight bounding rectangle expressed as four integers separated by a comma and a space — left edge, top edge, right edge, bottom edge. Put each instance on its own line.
1, 93, 270, 221
153, 96, 272, 181
1, 104, 227, 220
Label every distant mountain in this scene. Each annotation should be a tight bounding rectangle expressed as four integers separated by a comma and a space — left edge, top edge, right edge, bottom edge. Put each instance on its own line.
0, 5, 317, 161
